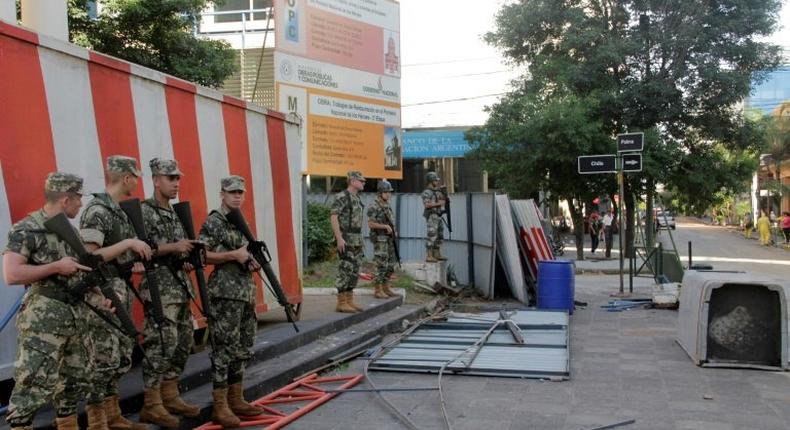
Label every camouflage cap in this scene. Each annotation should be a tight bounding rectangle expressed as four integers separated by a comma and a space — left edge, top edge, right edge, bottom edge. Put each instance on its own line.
149, 158, 183, 176
107, 155, 141, 177
347, 170, 366, 182
221, 175, 246, 192
45, 172, 84, 194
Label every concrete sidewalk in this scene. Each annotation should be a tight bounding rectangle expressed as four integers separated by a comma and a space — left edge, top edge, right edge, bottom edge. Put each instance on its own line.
286, 275, 790, 430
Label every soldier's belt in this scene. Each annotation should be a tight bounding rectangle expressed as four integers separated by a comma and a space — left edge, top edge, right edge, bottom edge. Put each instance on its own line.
343, 228, 362, 233
30, 283, 78, 305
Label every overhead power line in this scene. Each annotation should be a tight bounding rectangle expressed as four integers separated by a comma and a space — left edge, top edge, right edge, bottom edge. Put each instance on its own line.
402, 93, 507, 107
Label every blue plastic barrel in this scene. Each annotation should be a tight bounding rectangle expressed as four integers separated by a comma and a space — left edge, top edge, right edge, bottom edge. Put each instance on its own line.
537, 260, 575, 314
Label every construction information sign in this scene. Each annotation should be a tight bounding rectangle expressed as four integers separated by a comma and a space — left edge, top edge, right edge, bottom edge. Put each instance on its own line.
274, 0, 402, 178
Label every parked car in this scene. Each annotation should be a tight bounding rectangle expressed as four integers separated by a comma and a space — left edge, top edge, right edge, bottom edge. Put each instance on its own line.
656, 210, 676, 230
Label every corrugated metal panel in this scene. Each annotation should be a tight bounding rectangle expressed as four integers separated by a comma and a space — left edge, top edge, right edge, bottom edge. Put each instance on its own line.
370, 310, 570, 379
495, 195, 527, 303
306, 193, 496, 294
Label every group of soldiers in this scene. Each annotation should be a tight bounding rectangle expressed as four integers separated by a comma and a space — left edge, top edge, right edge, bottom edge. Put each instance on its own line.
3, 156, 264, 429
329, 170, 448, 313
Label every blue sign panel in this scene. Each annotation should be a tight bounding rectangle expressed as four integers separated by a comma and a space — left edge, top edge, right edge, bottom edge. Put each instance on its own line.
403, 129, 471, 159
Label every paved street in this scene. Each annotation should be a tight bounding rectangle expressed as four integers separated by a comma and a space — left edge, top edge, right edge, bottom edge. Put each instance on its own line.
277, 219, 790, 430
658, 217, 790, 279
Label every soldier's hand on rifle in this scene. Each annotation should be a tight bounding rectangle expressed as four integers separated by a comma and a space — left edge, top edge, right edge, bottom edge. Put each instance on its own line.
247, 258, 261, 271
182, 262, 194, 272
232, 247, 251, 265
132, 262, 145, 273
100, 297, 116, 314
336, 237, 346, 254
172, 239, 197, 254
55, 257, 91, 275
437, 199, 446, 208
127, 238, 153, 260
383, 225, 393, 235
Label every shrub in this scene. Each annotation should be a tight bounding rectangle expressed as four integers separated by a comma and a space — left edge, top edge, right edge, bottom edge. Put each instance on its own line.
305, 202, 335, 262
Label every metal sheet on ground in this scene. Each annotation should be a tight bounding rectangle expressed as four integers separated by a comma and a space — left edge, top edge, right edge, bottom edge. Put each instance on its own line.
370, 310, 570, 379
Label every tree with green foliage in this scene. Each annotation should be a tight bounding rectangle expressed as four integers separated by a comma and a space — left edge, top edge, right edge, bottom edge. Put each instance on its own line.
68, 0, 236, 88
469, 0, 782, 258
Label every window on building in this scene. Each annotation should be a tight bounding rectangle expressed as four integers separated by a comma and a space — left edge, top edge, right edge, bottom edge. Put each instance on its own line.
214, 0, 272, 23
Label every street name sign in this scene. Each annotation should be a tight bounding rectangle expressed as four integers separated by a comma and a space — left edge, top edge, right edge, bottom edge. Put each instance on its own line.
617, 132, 644, 152
578, 155, 617, 174
621, 153, 642, 172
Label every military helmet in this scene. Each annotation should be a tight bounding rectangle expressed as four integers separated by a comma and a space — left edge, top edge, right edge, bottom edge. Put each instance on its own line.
377, 179, 394, 193
426, 171, 440, 183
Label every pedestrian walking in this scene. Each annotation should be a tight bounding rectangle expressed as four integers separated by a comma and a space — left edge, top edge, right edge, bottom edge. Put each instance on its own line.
199, 175, 265, 428
330, 171, 366, 313
743, 212, 753, 239
757, 210, 772, 246
603, 208, 615, 258
781, 211, 790, 244
589, 211, 601, 254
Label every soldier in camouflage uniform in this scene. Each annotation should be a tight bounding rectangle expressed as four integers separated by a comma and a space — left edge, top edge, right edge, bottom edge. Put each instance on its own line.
80, 156, 152, 430
366, 180, 399, 299
421, 171, 447, 262
330, 171, 366, 313
198, 175, 265, 428
3, 173, 96, 430
138, 158, 200, 428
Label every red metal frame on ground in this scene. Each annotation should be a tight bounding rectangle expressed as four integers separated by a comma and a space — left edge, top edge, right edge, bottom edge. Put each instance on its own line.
194, 373, 364, 430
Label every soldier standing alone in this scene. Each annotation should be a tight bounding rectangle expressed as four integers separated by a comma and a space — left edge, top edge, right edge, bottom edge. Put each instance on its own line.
366, 180, 399, 299
80, 156, 152, 430
198, 176, 265, 428
3, 173, 96, 430
422, 172, 447, 262
330, 171, 366, 313
138, 159, 200, 428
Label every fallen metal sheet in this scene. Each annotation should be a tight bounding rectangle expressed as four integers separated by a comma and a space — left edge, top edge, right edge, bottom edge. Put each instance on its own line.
370, 310, 570, 379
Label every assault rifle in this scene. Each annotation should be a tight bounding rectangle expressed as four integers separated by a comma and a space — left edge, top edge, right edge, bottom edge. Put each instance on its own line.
43, 213, 146, 355
119, 198, 167, 333
172, 202, 215, 345
383, 212, 401, 267
225, 208, 300, 332
439, 185, 452, 233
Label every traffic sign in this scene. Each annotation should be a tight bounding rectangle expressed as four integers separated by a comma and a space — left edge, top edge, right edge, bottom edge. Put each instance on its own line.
617, 132, 644, 152
621, 153, 642, 172
578, 155, 616, 174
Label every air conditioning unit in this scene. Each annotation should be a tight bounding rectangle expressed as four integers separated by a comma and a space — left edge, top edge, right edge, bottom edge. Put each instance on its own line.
678, 270, 789, 370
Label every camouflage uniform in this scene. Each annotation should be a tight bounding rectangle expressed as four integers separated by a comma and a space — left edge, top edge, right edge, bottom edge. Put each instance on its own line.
141, 159, 195, 389
366, 197, 397, 286
331, 174, 365, 293
4, 173, 95, 426
198, 176, 256, 389
421, 185, 445, 252
79, 156, 142, 405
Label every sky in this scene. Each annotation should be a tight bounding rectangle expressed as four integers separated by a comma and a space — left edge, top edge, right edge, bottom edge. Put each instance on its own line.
399, 0, 790, 130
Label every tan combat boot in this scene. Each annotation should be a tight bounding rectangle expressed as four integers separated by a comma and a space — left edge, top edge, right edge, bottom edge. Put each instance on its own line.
347, 290, 364, 311
227, 382, 264, 416
381, 283, 399, 297
211, 388, 241, 428
373, 284, 388, 299
335, 291, 358, 313
104, 395, 148, 430
139, 387, 179, 428
425, 249, 438, 262
86, 403, 109, 430
434, 248, 448, 261
55, 415, 79, 430
161, 379, 200, 418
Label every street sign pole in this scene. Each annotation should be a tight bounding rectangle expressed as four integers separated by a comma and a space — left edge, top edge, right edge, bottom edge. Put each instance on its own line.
618, 169, 625, 295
